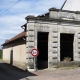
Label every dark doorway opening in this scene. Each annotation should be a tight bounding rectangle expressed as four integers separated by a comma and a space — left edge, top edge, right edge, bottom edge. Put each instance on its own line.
60, 33, 74, 61
10, 50, 13, 65
37, 32, 48, 69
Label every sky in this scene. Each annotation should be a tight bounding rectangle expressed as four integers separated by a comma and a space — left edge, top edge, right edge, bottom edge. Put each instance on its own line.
63, 0, 80, 11
0, 0, 65, 48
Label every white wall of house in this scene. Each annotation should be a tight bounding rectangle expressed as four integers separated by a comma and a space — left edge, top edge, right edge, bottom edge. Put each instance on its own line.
3, 47, 12, 63
13, 44, 26, 63
13, 44, 26, 69
62, 0, 80, 11
3, 44, 26, 70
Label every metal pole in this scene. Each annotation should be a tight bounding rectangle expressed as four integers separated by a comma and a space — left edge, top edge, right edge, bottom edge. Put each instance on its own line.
34, 56, 37, 71
34, 22, 37, 71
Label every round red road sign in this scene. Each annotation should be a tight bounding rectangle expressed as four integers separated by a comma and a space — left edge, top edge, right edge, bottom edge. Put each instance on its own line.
31, 48, 39, 57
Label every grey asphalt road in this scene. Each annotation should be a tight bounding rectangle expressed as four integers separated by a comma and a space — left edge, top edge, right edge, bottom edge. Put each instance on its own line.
1, 60, 80, 80
0, 61, 37, 80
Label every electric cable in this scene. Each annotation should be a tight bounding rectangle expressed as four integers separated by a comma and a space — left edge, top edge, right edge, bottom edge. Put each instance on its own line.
0, 0, 21, 15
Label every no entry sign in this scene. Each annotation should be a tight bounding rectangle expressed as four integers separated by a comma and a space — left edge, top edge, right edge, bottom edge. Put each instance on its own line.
31, 48, 39, 57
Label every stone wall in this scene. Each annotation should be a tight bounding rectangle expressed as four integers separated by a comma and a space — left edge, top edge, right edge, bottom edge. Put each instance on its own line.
26, 19, 80, 69
26, 8, 80, 69
49, 9, 80, 20
26, 22, 35, 69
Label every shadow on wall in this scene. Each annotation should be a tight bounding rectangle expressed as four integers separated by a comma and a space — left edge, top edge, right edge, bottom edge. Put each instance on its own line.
0, 62, 37, 80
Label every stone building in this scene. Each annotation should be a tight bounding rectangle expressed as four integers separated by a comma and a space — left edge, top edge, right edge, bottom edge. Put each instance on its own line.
2, 7, 80, 70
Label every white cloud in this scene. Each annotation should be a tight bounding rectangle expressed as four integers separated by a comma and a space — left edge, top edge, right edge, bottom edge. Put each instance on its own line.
0, 0, 65, 48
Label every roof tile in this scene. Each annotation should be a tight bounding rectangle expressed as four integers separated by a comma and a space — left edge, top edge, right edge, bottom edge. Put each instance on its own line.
2, 31, 26, 45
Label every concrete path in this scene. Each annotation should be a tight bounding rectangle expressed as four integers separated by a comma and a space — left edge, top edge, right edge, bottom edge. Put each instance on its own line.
0, 61, 80, 80
29, 68, 80, 80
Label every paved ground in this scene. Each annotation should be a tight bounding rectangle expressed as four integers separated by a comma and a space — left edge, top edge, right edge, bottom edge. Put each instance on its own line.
0, 61, 37, 80
31, 68, 80, 80
0, 61, 80, 80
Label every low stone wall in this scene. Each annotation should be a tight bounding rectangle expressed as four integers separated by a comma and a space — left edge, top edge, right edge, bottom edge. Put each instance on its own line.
49, 61, 80, 68
26, 62, 34, 69
13, 61, 27, 70
3, 60, 27, 70
3, 60, 10, 64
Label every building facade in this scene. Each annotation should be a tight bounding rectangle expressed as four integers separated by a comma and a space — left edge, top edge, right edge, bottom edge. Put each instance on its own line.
2, 8, 80, 70
2, 32, 27, 70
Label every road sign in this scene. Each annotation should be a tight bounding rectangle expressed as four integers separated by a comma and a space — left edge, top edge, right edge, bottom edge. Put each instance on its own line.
31, 48, 39, 57
31, 48, 39, 71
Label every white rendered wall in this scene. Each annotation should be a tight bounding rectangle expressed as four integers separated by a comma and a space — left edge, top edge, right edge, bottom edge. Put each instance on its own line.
63, 0, 80, 11
3, 44, 26, 70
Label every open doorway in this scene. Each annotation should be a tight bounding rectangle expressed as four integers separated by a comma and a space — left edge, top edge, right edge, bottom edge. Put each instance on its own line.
37, 32, 49, 69
10, 50, 13, 65
60, 33, 74, 61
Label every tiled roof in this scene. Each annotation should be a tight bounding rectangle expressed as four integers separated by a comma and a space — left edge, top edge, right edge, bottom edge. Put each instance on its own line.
2, 31, 26, 45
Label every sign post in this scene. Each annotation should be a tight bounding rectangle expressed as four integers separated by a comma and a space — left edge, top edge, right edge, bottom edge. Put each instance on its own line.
31, 48, 39, 71
34, 56, 36, 71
